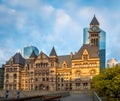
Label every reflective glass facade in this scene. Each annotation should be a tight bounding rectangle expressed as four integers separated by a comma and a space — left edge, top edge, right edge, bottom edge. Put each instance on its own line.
83, 28, 106, 71
83, 28, 89, 44
21, 46, 39, 59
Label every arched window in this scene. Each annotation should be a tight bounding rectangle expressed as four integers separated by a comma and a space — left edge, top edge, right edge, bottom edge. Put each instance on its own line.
61, 78, 64, 82
91, 39, 93, 45
51, 62, 54, 67
94, 39, 95, 45
13, 74, 17, 79
96, 39, 98, 46
83, 55, 88, 60
64, 64, 66, 67
62, 61, 67, 68
6, 74, 9, 79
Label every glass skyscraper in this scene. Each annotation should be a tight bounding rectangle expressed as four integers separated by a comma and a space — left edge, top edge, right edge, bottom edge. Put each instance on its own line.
21, 46, 39, 59
83, 28, 89, 44
83, 27, 106, 70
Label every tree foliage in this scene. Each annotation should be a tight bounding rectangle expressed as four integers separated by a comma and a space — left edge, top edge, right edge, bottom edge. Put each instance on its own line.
92, 65, 120, 98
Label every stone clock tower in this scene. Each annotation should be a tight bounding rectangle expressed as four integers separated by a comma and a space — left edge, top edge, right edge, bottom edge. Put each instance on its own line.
89, 15, 101, 47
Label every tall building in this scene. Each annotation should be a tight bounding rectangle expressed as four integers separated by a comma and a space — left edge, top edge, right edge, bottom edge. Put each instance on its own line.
21, 45, 39, 59
83, 28, 90, 44
83, 16, 106, 71
3, 16, 105, 91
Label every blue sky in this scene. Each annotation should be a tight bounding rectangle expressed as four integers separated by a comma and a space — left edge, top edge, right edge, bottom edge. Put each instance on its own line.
0, 0, 120, 66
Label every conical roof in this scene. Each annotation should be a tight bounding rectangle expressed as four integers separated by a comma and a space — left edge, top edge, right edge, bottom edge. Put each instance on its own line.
90, 15, 99, 25
49, 47, 57, 57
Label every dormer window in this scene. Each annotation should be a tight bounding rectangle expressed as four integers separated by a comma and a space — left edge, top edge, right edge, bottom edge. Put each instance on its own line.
62, 61, 67, 68
64, 64, 66, 67
82, 49, 89, 61
83, 55, 88, 61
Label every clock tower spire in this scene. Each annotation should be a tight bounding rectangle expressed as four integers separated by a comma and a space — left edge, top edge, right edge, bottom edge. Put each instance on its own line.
89, 15, 100, 47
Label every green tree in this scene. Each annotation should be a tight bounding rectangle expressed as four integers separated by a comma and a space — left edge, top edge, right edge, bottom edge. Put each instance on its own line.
92, 65, 120, 98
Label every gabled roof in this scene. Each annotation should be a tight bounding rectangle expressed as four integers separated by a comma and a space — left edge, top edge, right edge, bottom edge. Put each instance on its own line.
73, 44, 99, 59
58, 55, 71, 67
90, 15, 99, 25
36, 51, 49, 60
49, 47, 57, 57
29, 51, 37, 58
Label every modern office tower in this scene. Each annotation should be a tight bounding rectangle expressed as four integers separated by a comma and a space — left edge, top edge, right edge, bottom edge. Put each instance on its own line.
83, 22, 106, 71
83, 28, 89, 44
21, 46, 39, 59
99, 30, 106, 71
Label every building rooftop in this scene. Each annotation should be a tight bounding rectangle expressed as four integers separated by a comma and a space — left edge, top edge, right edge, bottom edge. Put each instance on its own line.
49, 47, 57, 57
90, 15, 99, 25
73, 44, 99, 59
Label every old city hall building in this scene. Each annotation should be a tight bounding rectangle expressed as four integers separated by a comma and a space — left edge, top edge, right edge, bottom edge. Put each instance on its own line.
3, 16, 106, 91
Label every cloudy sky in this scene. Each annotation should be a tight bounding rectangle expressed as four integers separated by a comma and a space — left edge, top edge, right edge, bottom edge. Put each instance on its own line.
0, 0, 120, 66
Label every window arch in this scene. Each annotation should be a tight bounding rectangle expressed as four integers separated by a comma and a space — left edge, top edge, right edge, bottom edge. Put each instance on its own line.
6, 74, 9, 79
96, 38, 98, 46
94, 39, 95, 45
91, 39, 93, 45
13, 74, 17, 79
62, 61, 67, 68
82, 49, 89, 61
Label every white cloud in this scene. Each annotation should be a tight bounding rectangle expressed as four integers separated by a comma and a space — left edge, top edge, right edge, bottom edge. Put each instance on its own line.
54, 9, 71, 33
0, 0, 120, 63
0, 49, 6, 61
41, 5, 55, 18
29, 28, 42, 40
15, 13, 27, 30
54, 9, 81, 36
77, 7, 95, 19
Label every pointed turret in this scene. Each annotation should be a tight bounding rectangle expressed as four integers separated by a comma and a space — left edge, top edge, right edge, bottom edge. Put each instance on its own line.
29, 51, 37, 58
49, 47, 57, 57
49, 47, 58, 67
90, 15, 99, 25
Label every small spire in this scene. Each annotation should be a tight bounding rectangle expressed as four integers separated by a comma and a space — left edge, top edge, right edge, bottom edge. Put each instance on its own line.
90, 15, 99, 25
49, 46, 57, 57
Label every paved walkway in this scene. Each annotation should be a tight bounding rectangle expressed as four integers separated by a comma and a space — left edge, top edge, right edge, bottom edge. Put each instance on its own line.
61, 94, 93, 101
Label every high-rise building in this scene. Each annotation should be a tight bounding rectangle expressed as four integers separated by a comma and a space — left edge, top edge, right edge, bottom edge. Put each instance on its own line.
83, 28, 89, 44
83, 17, 106, 71
21, 46, 39, 59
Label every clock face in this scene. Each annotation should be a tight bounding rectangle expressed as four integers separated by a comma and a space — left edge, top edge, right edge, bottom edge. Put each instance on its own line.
92, 26, 98, 32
